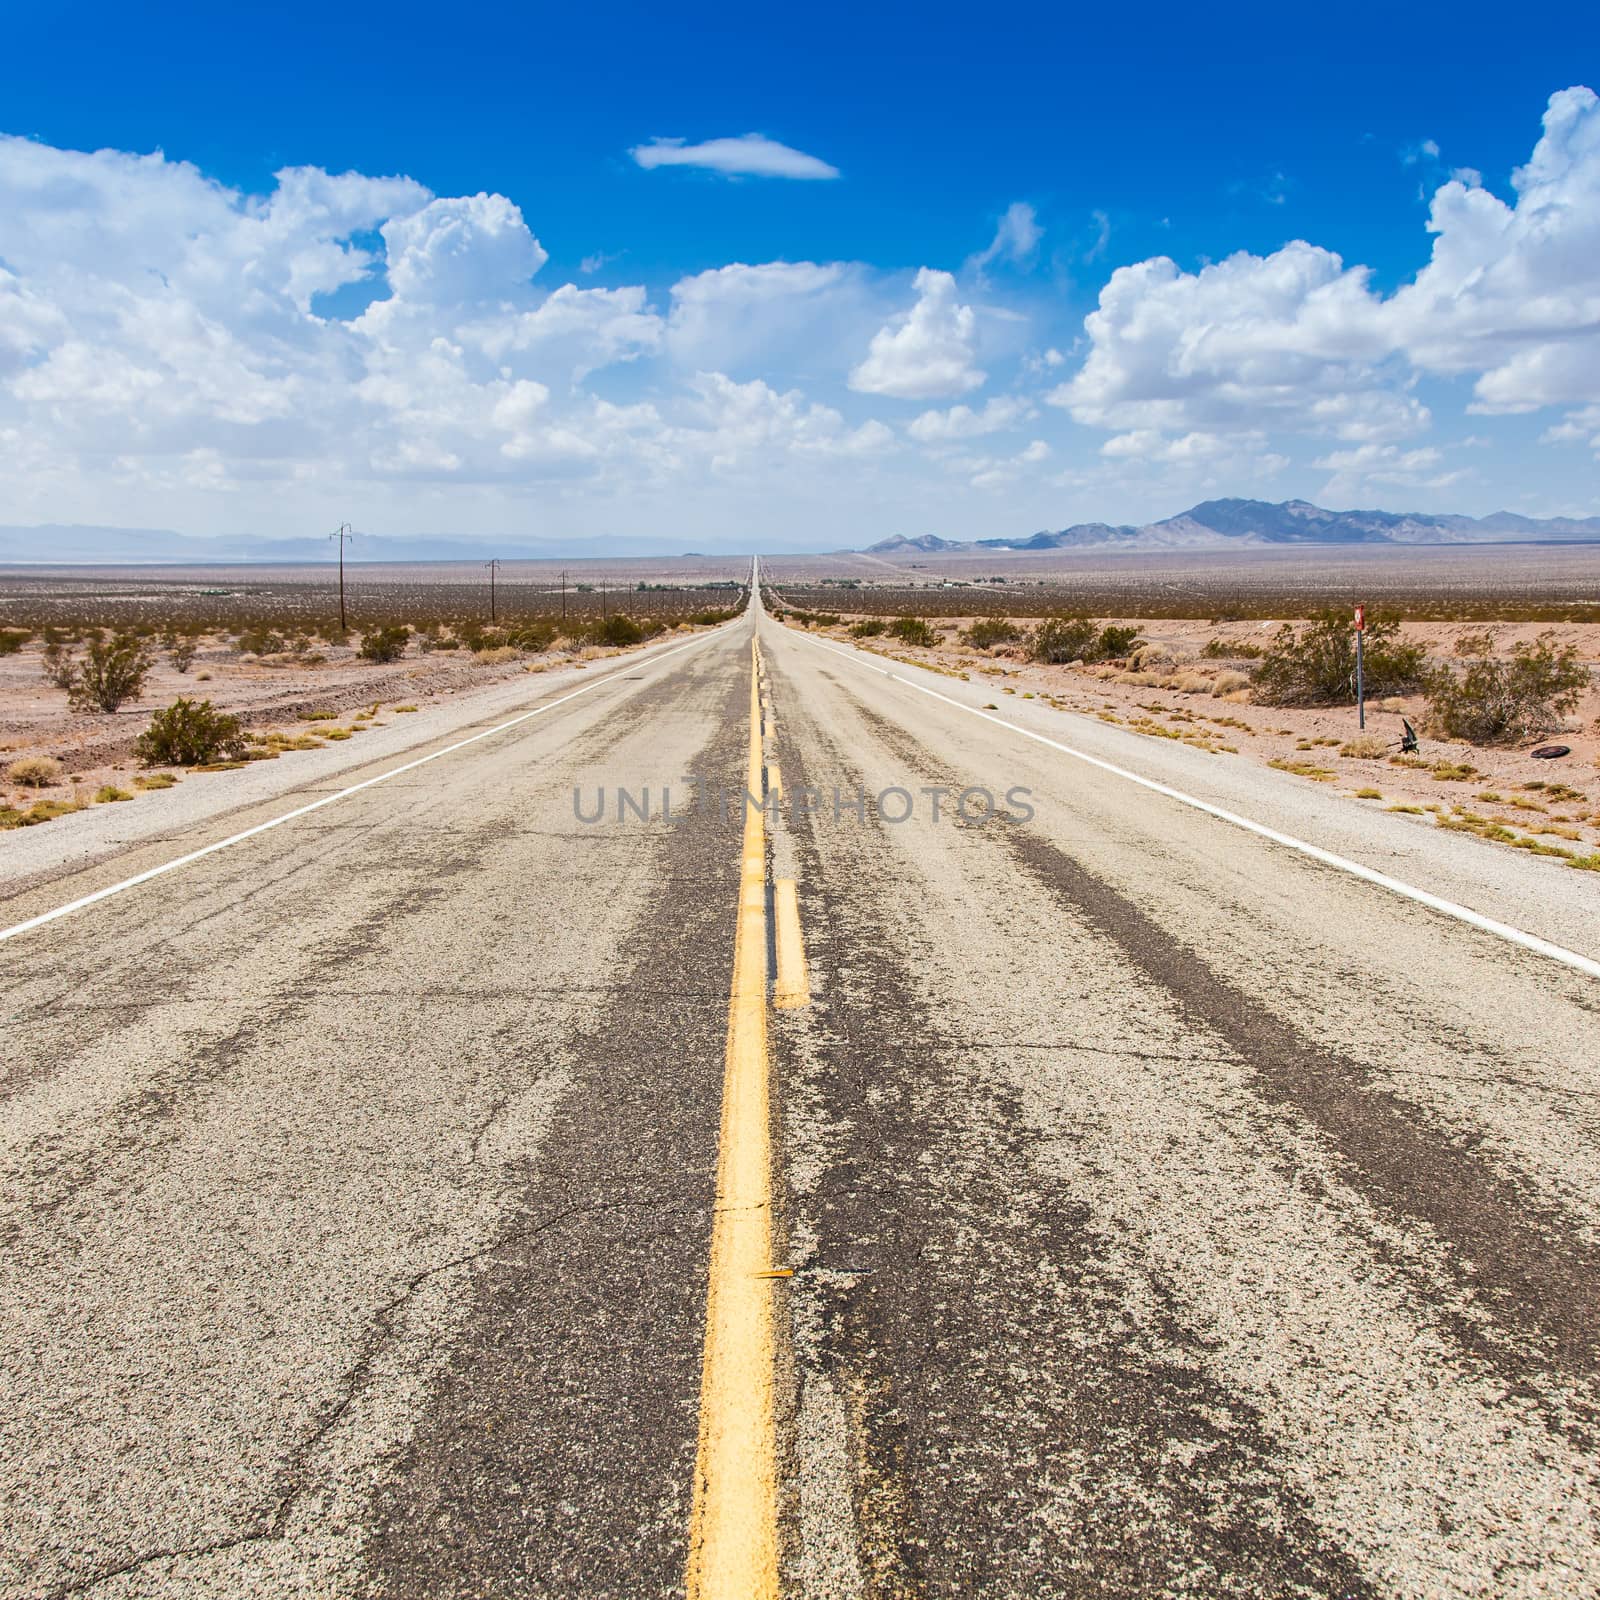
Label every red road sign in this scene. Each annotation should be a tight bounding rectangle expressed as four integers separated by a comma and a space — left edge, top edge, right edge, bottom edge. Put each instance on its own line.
1354, 605, 1365, 631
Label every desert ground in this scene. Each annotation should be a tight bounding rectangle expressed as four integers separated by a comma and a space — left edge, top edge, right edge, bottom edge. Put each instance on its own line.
3, 551, 1598, 874
760, 602, 1600, 873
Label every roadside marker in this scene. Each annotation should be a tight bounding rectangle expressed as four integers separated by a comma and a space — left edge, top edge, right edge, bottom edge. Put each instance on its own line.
781, 625, 1600, 983
0, 627, 725, 947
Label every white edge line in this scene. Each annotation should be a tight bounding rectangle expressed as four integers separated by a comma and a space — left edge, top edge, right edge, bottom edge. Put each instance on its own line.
780, 624, 1600, 982
1, 626, 728, 945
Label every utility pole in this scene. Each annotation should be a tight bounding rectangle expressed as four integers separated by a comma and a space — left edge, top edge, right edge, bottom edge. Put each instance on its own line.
485, 558, 501, 624
559, 570, 568, 623
1354, 604, 1366, 729
330, 524, 354, 631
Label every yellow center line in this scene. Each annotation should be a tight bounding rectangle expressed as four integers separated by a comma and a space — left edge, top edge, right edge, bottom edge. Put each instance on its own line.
687, 635, 780, 1600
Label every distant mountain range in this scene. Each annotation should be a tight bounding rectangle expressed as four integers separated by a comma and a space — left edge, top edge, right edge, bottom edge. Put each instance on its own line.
865, 498, 1600, 555
0, 525, 737, 564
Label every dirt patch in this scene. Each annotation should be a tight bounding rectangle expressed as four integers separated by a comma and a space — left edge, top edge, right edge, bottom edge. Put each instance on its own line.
781, 614, 1600, 869
0, 632, 697, 823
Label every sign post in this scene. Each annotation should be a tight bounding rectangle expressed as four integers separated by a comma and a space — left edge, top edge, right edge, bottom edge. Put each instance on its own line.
1354, 604, 1366, 729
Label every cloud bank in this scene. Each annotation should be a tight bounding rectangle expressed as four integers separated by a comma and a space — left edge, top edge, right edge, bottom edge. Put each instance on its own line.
2, 86, 1599, 538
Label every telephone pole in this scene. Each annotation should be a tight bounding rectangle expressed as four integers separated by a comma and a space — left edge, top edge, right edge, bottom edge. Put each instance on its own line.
485, 558, 502, 624
330, 524, 354, 631
559, 569, 568, 622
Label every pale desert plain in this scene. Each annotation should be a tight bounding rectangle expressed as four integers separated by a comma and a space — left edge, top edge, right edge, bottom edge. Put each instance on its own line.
2, 545, 1599, 880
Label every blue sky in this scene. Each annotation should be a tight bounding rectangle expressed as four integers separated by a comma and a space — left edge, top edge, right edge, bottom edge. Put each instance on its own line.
2, 1, 1598, 547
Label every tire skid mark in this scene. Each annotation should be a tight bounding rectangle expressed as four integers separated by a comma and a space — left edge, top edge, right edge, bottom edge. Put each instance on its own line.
852, 687, 1600, 1436
767, 653, 1377, 1598
361, 657, 752, 1600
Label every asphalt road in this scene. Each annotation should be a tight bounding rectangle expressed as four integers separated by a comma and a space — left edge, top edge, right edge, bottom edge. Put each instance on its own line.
3, 597, 1598, 1598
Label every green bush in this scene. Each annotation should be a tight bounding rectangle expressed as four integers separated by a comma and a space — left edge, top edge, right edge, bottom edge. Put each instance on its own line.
1426, 631, 1590, 744
592, 614, 645, 647
962, 618, 1021, 649
70, 634, 153, 712
134, 698, 248, 766
850, 618, 888, 638
1030, 615, 1100, 663
0, 628, 29, 656
1096, 623, 1143, 657
166, 634, 198, 672
1251, 610, 1425, 706
889, 616, 938, 647
359, 625, 411, 663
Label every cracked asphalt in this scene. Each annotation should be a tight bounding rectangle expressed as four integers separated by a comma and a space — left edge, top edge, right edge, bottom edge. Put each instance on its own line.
3, 607, 1599, 1598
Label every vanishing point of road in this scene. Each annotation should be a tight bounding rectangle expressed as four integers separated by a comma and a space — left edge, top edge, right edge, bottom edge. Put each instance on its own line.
4, 577, 1599, 1598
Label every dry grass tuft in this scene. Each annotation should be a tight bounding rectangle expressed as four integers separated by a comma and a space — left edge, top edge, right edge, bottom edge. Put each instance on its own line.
1339, 734, 1389, 759
8, 755, 63, 788
94, 785, 134, 803
133, 772, 177, 790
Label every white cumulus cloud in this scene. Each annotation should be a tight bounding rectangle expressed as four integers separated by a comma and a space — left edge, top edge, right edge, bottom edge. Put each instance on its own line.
849, 268, 985, 400
1051, 86, 1600, 463
907, 396, 1031, 442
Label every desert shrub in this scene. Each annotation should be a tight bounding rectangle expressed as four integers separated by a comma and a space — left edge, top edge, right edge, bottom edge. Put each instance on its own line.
1097, 624, 1143, 657
1251, 610, 1426, 707
234, 627, 286, 655
474, 645, 520, 665
963, 617, 1022, 649
41, 641, 77, 690
9, 755, 63, 787
71, 634, 153, 712
1202, 637, 1265, 660
508, 621, 559, 652
890, 616, 938, 647
1031, 615, 1100, 664
166, 634, 198, 672
134, 698, 248, 766
1425, 631, 1590, 745
850, 619, 888, 638
0, 628, 29, 655
359, 625, 410, 663
1174, 672, 1211, 694
94, 785, 134, 803
1129, 644, 1174, 672
133, 772, 177, 790
592, 614, 645, 647
1210, 670, 1251, 696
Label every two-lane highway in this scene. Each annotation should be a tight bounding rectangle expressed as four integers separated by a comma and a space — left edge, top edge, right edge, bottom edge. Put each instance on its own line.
3, 591, 1598, 1598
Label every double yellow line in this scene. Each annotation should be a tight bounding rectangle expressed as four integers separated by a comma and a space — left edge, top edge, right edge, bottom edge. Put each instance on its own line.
686, 635, 806, 1599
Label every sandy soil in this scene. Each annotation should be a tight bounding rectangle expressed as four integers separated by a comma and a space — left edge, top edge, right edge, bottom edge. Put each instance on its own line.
0, 630, 696, 822
786, 613, 1600, 868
